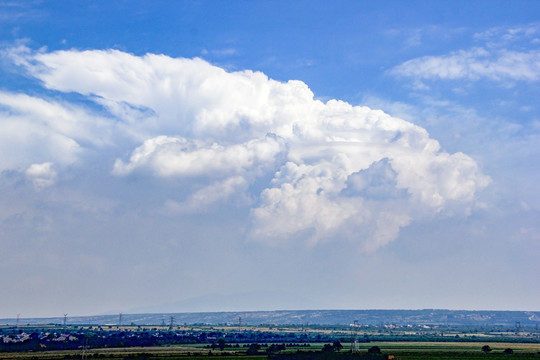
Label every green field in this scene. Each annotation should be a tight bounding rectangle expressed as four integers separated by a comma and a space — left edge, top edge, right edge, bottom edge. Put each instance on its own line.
356, 342, 540, 360
0, 342, 539, 360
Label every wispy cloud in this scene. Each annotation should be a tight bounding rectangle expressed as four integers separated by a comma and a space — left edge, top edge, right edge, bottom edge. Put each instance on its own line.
474, 22, 540, 46
0, 1, 44, 23
201, 48, 238, 57
392, 23, 540, 86
392, 47, 540, 82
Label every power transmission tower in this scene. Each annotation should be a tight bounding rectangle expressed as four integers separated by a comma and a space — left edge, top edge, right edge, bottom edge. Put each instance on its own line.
64, 314, 68, 327
81, 337, 88, 360
169, 316, 175, 330
351, 320, 360, 353
118, 313, 122, 328
238, 316, 242, 328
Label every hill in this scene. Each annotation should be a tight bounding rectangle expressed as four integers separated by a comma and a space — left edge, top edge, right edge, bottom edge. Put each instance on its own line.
2, 309, 539, 328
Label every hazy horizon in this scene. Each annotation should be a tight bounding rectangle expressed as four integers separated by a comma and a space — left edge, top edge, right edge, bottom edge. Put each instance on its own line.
1, 1, 539, 318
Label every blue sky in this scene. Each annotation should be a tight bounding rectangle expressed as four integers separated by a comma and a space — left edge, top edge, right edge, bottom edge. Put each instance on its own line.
0, 1, 539, 318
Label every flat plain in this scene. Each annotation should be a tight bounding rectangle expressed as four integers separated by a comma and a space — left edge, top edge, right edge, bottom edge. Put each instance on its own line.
0, 341, 539, 360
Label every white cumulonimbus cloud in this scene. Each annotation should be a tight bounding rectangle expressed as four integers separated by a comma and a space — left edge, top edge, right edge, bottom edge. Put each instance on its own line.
1, 46, 491, 250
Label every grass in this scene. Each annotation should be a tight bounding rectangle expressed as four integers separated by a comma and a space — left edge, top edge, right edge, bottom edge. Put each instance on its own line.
356, 342, 540, 360
0, 342, 538, 360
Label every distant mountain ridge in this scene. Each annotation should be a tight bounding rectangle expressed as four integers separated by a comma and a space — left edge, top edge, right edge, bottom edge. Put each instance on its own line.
2, 309, 539, 327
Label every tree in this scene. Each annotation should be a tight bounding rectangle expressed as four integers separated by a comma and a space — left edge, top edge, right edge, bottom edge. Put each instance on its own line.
217, 338, 226, 351
503, 348, 513, 355
246, 343, 261, 355
333, 341, 343, 352
267, 344, 286, 354
321, 344, 335, 352
482, 345, 492, 353
368, 346, 382, 354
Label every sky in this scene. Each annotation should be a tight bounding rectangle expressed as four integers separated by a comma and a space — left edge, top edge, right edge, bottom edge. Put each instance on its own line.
0, 1, 539, 319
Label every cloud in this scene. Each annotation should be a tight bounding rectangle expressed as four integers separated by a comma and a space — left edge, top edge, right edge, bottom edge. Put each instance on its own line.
25, 162, 57, 189
343, 158, 408, 200
0, 91, 115, 171
112, 134, 286, 178
2, 46, 490, 250
474, 23, 540, 46
0, 1, 44, 23
201, 48, 238, 56
392, 47, 540, 83
392, 24, 540, 85
164, 176, 249, 214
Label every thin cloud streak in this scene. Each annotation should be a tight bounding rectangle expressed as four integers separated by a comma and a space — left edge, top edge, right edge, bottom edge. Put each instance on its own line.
392, 48, 540, 82
392, 23, 540, 84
